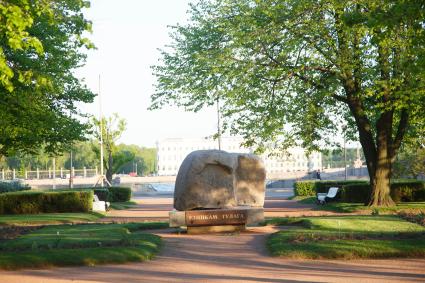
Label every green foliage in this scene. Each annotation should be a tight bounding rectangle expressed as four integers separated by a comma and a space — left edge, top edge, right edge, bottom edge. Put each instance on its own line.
322, 147, 365, 169
92, 114, 127, 182
93, 189, 109, 202
0, 223, 162, 270
114, 144, 157, 175
0, 191, 93, 215
267, 216, 425, 259
0, 141, 155, 174
393, 143, 425, 179
294, 180, 425, 203
0, 0, 95, 156
342, 181, 425, 203
293, 181, 316, 196
108, 187, 131, 202
0, 180, 30, 194
151, 0, 425, 206
293, 180, 368, 197
340, 184, 371, 203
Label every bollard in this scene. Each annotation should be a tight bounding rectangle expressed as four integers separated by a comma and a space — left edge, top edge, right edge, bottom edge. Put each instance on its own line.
60, 168, 63, 178
1, 169, 4, 180
84, 167, 87, 178
25, 170, 28, 179
13, 169, 16, 180
36, 168, 40, 179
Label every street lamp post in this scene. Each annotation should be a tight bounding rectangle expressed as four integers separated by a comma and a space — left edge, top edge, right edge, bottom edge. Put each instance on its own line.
216, 94, 222, 150
343, 128, 347, 180
69, 150, 73, 188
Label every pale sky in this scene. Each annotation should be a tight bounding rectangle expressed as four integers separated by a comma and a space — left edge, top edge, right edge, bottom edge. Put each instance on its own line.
77, 0, 357, 150
77, 0, 217, 148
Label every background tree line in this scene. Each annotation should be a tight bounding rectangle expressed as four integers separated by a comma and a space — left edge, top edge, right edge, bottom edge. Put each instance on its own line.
0, 141, 157, 177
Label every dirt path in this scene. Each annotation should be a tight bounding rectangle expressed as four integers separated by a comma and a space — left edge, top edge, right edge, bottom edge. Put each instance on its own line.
99, 197, 360, 223
2, 226, 425, 282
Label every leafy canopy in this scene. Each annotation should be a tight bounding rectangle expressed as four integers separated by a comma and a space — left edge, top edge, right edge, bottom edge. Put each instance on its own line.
151, 0, 425, 154
0, 0, 95, 156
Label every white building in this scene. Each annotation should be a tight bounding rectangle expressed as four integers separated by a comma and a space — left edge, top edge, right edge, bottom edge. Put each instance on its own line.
156, 137, 322, 176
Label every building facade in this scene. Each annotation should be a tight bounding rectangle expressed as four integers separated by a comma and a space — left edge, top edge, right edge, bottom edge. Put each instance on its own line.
156, 137, 322, 176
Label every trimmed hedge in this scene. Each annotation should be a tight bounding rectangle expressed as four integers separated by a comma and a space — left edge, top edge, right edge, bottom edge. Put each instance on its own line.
65, 187, 131, 202
108, 187, 131, 202
0, 180, 30, 194
341, 181, 425, 203
0, 191, 93, 214
293, 181, 316, 196
294, 179, 425, 203
94, 189, 109, 201
294, 180, 368, 198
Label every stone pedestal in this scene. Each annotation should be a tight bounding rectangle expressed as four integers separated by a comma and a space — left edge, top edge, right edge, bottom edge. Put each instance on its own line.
169, 207, 264, 234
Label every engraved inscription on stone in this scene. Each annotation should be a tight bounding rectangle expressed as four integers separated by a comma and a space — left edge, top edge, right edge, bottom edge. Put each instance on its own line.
185, 209, 248, 227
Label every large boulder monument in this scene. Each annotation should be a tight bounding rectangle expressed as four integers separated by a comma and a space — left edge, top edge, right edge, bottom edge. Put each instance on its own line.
169, 150, 266, 233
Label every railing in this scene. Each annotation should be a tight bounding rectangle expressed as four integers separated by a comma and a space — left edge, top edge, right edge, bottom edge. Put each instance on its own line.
0, 167, 98, 180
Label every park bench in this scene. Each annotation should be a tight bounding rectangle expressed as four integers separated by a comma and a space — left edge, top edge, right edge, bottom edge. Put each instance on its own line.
316, 187, 339, 205
93, 194, 110, 212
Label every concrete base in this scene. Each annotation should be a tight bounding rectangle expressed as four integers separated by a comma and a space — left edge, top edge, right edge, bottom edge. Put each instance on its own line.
169, 207, 264, 228
187, 225, 246, 234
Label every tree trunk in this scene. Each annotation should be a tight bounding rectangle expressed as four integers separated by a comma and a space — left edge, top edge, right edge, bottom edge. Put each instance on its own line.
368, 112, 395, 206
369, 154, 395, 206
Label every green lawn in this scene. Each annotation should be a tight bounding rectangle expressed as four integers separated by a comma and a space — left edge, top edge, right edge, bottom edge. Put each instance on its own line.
294, 196, 425, 213
267, 215, 425, 259
0, 222, 164, 270
0, 212, 104, 226
109, 201, 138, 210
321, 201, 425, 213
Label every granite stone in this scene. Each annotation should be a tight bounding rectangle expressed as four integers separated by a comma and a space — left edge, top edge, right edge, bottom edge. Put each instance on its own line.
173, 150, 265, 211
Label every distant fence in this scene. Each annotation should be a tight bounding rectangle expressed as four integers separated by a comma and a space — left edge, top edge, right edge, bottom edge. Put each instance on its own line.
0, 168, 98, 180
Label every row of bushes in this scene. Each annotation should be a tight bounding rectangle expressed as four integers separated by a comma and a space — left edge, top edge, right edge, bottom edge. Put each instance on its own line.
294, 180, 367, 196
0, 180, 30, 194
342, 181, 425, 203
0, 186, 132, 215
294, 180, 425, 203
55, 187, 132, 202
93, 187, 132, 202
0, 191, 93, 214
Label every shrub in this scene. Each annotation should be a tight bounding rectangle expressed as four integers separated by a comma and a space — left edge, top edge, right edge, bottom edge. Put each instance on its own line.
108, 187, 131, 202
293, 181, 316, 196
0, 180, 30, 194
293, 180, 368, 198
340, 184, 371, 203
0, 191, 93, 215
341, 180, 425, 203
391, 181, 425, 202
94, 189, 109, 201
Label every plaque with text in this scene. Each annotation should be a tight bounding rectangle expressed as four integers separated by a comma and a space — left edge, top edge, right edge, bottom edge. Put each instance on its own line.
185, 209, 248, 227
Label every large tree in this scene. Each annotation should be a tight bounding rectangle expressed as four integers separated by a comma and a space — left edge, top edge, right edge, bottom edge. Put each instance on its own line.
0, 0, 95, 156
151, 0, 425, 206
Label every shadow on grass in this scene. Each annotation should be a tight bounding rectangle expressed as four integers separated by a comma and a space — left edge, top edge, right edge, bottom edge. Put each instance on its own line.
0, 223, 163, 270
266, 215, 425, 259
